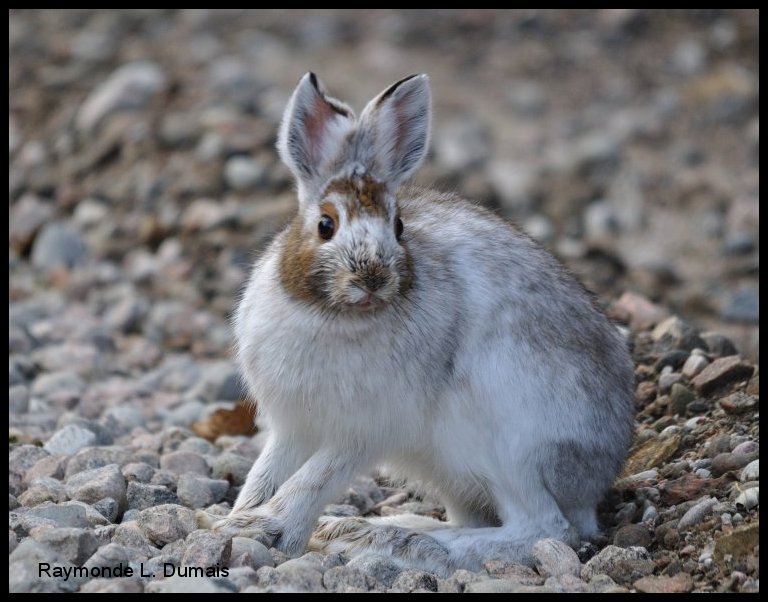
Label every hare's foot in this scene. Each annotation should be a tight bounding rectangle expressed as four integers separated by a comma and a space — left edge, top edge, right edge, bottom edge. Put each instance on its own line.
309, 516, 452, 577
197, 507, 299, 552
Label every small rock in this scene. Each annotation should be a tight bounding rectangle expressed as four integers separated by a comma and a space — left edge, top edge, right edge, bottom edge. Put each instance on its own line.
181, 529, 232, 568
273, 557, 324, 592
613, 524, 651, 548
622, 434, 681, 476
437, 568, 484, 593
23, 502, 88, 529
126, 481, 179, 510
9, 384, 30, 414
677, 496, 717, 530
159, 450, 209, 476
721, 288, 759, 324
390, 569, 438, 592
78, 577, 144, 593
137, 504, 197, 546
346, 553, 402, 588
9, 539, 80, 592
122, 462, 155, 484
323, 565, 381, 592
732, 440, 758, 455
633, 572, 694, 593
111, 521, 159, 556
144, 576, 236, 593
19, 477, 66, 506
224, 156, 266, 191
581, 545, 654, 586
32, 527, 98, 565
9, 194, 55, 253
231, 536, 275, 569
657, 372, 682, 394
43, 425, 97, 456
77, 61, 167, 132
711, 452, 758, 477
93, 497, 118, 523
608, 292, 668, 332
681, 354, 709, 378
465, 579, 541, 593
544, 573, 589, 592
433, 117, 490, 171
713, 522, 759, 565
720, 392, 758, 415
740, 460, 759, 482
65, 464, 126, 508
211, 453, 253, 485
181, 198, 228, 232
31, 222, 88, 270
64, 446, 132, 479
668, 384, 695, 416
700, 332, 738, 357
691, 355, 754, 395
532, 538, 581, 578
176, 473, 229, 509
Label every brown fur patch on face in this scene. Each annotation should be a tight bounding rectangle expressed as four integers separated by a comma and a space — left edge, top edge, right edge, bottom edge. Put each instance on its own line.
279, 215, 324, 305
324, 175, 388, 219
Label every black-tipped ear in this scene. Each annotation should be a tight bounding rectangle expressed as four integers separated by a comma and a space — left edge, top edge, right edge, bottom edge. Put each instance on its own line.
277, 73, 355, 188
358, 74, 431, 185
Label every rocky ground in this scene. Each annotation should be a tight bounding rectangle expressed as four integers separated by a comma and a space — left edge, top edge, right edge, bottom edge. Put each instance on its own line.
9, 9, 758, 593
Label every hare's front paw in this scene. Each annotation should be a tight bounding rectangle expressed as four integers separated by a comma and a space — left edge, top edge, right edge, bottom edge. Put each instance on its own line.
198, 507, 306, 555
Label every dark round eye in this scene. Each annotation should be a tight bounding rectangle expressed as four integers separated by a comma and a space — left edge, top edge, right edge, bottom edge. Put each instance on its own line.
318, 214, 335, 240
395, 217, 404, 240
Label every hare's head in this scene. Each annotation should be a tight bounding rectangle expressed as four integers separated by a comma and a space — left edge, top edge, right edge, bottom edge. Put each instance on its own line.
276, 73, 431, 312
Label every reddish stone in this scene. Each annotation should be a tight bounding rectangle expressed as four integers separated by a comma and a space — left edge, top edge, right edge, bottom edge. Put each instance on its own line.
691, 356, 754, 395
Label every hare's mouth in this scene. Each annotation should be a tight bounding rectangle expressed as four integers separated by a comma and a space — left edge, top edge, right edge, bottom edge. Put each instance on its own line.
347, 293, 385, 311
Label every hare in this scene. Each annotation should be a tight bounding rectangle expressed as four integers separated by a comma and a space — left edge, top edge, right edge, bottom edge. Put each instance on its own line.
200, 73, 634, 575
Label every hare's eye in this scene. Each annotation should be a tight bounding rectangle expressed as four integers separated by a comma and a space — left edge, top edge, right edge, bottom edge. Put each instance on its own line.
395, 217, 404, 240
318, 215, 335, 241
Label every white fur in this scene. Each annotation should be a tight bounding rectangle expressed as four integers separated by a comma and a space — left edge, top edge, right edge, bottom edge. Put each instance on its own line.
208, 74, 634, 574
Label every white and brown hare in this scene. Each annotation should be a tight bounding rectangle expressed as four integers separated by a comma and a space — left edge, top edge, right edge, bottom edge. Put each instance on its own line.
198, 72, 634, 576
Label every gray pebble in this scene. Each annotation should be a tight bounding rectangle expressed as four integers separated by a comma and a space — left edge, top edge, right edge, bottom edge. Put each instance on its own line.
31, 222, 88, 270
122, 462, 155, 483
9, 539, 80, 592
18, 476, 66, 506
231, 536, 275, 569
211, 453, 253, 485
226, 566, 260, 590
83, 542, 147, 572
545, 573, 590, 592
323, 564, 381, 592
176, 473, 229, 510
64, 446, 131, 479
136, 504, 197, 546
159, 450, 209, 476
9, 384, 30, 413
224, 155, 266, 191
10, 444, 51, 476
741, 459, 759, 482
76, 61, 167, 132
721, 288, 759, 325
144, 576, 237, 593
437, 568, 484, 593
465, 579, 542, 593
93, 497, 119, 523
24, 501, 89, 529
111, 520, 160, 556
346, 553, 402, 588
44, 424, 98, 456
532, 538, 582, 578
273, 557, 325, 592
100, 406, 146, 437
177, 436, 217, 455
65, 463, 126, 507
390, 568, 438, 592
78, 577, 144, 593
126, 481, 179, 510
32, 526, 99, 565
149, 469, 178, 490
581, 545, 654, 586
181, 529, 232, 567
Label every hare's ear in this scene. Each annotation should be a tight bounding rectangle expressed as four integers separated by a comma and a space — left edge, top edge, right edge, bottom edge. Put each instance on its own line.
277, 73, 355, 194
358, 74, 431, 186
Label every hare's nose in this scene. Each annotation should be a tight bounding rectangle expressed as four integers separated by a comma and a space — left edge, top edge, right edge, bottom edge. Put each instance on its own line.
361, 271, 387, 292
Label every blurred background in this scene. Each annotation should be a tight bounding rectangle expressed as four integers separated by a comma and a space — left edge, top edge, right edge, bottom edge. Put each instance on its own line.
9, 9, 759, 360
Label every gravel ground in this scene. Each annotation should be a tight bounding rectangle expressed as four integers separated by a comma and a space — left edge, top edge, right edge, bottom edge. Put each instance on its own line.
9, 9, 758, 593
